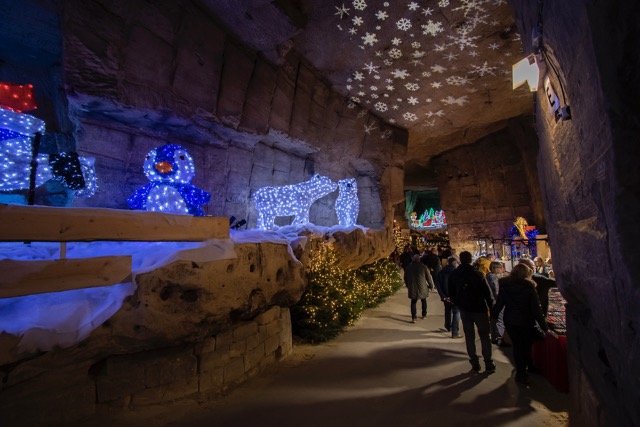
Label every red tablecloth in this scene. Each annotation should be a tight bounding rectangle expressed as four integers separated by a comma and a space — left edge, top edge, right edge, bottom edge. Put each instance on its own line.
532, 331, 568, 393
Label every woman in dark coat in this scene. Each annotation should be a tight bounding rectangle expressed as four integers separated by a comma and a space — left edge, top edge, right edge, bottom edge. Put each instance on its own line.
492, 263, 548, 386
404, 254, 434, 323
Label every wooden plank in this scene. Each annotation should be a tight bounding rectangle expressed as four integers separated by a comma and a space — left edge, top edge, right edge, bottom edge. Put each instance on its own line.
0, 256, 132, 299
0, 204, 229, 242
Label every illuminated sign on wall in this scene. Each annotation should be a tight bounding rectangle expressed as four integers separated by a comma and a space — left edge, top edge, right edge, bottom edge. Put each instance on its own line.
410, 208, 447, 230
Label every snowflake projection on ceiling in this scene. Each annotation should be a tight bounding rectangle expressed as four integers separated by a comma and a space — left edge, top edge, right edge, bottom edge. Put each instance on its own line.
331, 0, 525, 128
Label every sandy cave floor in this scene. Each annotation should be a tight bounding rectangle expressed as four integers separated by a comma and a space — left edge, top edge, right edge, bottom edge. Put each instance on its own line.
83, 289, 571, 427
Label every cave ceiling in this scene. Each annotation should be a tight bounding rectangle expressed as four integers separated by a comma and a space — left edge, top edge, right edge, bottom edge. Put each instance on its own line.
201, 0, 534, 175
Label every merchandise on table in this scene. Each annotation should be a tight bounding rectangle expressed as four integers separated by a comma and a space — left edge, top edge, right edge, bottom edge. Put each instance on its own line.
546, 288, 566, 334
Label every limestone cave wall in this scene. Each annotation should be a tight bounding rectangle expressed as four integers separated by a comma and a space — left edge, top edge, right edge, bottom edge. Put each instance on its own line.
510, 1, 640, 425
430, 116, 545, 253
59, 0, 407, 229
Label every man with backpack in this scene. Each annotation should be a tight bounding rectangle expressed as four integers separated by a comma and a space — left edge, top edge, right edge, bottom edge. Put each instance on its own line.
449, 251, 496, 373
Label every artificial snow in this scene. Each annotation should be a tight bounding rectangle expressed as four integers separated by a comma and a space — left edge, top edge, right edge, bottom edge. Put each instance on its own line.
0, 223, 369, 352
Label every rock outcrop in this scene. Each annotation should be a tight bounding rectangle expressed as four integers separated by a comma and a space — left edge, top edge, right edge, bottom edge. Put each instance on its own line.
0, 226, 393, 424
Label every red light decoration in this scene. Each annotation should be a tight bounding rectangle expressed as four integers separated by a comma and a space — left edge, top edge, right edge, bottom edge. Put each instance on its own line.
0, 83, 37, 112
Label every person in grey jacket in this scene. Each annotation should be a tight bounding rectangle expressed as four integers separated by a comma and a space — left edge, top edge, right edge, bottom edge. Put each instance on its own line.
492, 263, 549, 387
404, 254, 435, 323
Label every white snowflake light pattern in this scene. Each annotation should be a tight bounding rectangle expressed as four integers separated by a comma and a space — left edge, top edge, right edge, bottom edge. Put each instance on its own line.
391, 37, 402, 46
391, 69, 409, 79
386, 85, 394, 91
412, 50, 426, 59
362, 61, 380, 74
388, 48, 402, 59
446, 75, 470, 86
408, 2, 420, 11
352, 16, 363, 26
433, 43, 447, 52
447, 33, 480, 50
380, 129, 392, 139
349, 28, 358, 35
335, 4, 350, 19
370, 93, 379, 99
407, 96, 419, 105
427, 110, 445, 117
441, 95, 469, 106
470, 61, 497, 77
489, 42, 500, 50
422, 20, 444, 37
361, 32, 378, 46
392, 104, 399, 110
376, 10, 388, 20
383, 59, 393, 66
370, 85, 378, 91
396, 18, 412, 31
403, 112, 418, 121
411, 41, 421, 49
452, 0, 487, 17
444, 52, 459, 61
363, 123, 376, 134
431, 81, 442, 88
353, 0, 367, 11
431, 64, 447, 73
422, 7, 434, 16
353, 71, 364, 81
374, 102, 388, 112
405, 82, 420, 91
439, 0, 450, 7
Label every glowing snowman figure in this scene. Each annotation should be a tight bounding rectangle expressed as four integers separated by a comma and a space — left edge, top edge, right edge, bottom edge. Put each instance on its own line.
127, 144, 210, 216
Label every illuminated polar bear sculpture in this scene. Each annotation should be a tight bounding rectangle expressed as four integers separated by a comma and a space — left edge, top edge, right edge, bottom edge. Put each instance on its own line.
254, 174, 338, 230
335, 178, 359, 227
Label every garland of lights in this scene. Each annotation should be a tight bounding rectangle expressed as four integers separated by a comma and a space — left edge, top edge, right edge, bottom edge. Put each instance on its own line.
290, 243, 403, 343
0, 107, 96, 197
335, 178, 359, 226
127, 144, 210, 216
254, 174, 338, 230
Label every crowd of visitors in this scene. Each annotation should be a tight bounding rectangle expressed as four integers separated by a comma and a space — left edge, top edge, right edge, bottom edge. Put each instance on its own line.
395, 244, 556, 387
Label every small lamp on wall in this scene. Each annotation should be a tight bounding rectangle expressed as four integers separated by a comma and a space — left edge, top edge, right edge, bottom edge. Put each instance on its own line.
512, 54, 541, 92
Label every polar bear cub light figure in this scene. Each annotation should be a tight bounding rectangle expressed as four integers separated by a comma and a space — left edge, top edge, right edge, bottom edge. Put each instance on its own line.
335, 178, 359, 226
254, 174, 337, 230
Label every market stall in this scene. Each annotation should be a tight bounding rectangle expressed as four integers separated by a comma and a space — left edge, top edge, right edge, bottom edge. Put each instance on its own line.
532, 289, 569, 393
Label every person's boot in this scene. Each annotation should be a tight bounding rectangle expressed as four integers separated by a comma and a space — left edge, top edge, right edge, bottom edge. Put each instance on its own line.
470, 359, 481, 373
485, 361, 496, 373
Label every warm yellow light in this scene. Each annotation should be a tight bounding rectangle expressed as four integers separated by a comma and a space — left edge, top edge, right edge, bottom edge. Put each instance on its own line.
512, 54, 540, 92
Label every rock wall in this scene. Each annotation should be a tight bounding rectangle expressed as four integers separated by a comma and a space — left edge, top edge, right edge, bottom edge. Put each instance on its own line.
0, 227, 392, 425
510, 1, 640, 425
430, 117, 545, 253
59, 0, 407, 229
1, 307, 292, 426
